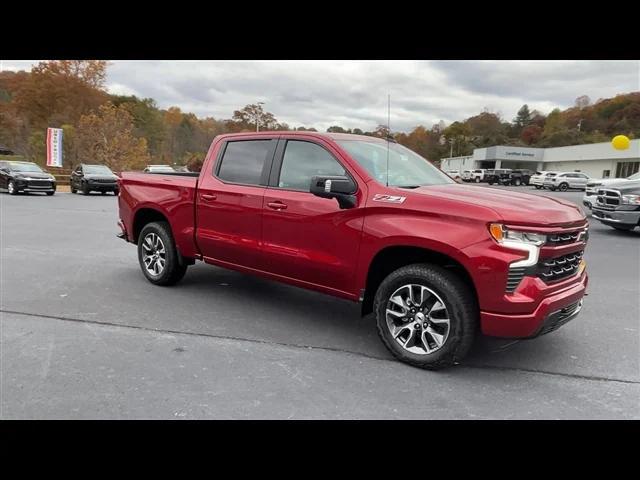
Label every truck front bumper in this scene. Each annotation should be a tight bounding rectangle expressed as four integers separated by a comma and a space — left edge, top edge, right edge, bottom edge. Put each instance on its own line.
592, 207, 640, 227
480, 271, 588, 338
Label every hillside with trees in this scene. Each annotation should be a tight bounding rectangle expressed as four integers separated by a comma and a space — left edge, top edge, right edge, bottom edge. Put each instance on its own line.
1, 60, 638, 171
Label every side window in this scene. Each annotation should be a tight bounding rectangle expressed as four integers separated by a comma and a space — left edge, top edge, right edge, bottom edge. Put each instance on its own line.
217, 140, 273, 185
278, 140, 346, 191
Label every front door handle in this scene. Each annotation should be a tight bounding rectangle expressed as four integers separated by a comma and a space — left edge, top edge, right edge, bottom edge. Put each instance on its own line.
201, 194, 217, 202
267, 201, 287, 210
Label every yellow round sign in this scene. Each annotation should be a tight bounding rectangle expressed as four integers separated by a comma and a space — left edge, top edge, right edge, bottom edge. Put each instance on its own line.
612, 135, 630, 150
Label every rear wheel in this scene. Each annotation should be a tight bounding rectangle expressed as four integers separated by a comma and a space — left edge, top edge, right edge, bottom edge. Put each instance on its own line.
559, 183, 569, 192
374, 264, 478, 370
535, 185, 542, 189
137, 221, 188, 286
475, 177, 480, 183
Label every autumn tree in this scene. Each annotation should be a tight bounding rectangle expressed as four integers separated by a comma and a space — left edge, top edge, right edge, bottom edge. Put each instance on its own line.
228, 103, 279, 132
12, 60, 109, 130
575, 95, 591, 109
513, 104, 532, 130
76, 103, 150, 171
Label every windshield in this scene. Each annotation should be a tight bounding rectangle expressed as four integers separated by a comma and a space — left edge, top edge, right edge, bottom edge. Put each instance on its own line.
627, 172, 640, 180
336, 140, 453, 187
9, 162, 44, 173
85, 165, 113, 175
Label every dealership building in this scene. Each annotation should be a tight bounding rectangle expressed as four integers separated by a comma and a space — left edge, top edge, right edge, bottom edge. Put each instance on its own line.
441, 139, 640, 179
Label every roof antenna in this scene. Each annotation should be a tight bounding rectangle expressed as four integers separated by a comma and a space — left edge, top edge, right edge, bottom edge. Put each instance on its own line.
386, 93, 390, 187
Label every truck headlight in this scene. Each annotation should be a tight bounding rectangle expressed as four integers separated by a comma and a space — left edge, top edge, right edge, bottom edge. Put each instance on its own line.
489, 224, 546, 268
621, 194, 640, 205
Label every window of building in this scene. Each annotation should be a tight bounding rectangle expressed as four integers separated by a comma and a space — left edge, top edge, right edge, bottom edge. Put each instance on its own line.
615, 161, 640, 178
217, 140, 273, 185
278, 140, 346, 191
602, 170, 610, 178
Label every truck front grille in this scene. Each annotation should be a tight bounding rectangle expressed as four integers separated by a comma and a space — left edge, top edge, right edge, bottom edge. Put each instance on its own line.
538, 250, 584, 283
596, 189, 621, 210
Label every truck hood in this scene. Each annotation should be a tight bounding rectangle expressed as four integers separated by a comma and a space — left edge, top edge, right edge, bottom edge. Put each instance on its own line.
407, 184, 585, 227
587, 177, 630, 187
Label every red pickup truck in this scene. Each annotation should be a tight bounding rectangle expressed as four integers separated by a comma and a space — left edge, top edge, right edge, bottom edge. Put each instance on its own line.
117, 131, 589, 369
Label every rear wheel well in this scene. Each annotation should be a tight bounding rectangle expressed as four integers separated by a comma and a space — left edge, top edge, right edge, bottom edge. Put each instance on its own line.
361, 246, 478, 316
132, 208, 169, 244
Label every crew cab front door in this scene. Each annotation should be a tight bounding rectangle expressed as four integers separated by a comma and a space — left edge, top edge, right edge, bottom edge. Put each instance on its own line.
196, 137, 277, 269
261, 138, 366, 296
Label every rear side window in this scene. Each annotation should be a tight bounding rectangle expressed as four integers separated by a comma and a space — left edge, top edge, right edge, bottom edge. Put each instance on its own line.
278, 140, 346, 191
217, 140, 273, 185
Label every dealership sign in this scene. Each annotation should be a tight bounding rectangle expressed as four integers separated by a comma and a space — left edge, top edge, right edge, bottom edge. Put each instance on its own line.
46, 128, 63, 167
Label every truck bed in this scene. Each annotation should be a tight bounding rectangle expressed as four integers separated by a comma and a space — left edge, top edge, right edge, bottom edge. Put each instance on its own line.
118, 171, 200, 258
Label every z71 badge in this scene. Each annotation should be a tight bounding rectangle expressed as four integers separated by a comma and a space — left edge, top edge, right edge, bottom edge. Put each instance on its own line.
372, 194, 406, 204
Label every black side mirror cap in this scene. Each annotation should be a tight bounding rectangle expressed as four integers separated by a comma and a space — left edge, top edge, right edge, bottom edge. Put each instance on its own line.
310, 175, 357, 209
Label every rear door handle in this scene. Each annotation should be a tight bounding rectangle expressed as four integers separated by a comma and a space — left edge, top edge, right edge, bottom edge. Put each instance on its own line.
267, 201, 287, 210
201, 194, 217, 202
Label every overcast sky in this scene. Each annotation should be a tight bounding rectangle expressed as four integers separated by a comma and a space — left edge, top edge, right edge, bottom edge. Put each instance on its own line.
2, 60, 639, 132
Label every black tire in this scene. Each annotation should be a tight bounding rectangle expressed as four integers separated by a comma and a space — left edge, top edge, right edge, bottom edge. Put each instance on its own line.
101, 191, 107, 195
82, 183, 90, 195
488, 180, 494, 185
8, 180, 18, 195
549, 186, 556, 191
559, 183, 569, 192
535, 185, 542, 189
474, 177, 480, 183
46, 191, 55, 196
374, 263, 478, 370
71, 185, 77, 194
137, 221, 188, 286
512, 178, 521, 186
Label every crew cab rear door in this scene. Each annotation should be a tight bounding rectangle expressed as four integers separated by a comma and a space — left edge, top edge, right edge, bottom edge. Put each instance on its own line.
261, 136, 366, 296
195, 136, 277, 269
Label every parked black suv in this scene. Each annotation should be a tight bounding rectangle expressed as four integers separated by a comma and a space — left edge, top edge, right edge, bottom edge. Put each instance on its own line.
0, 160, 56, 195
70, 164, 119, 195
592, 180, 640, 231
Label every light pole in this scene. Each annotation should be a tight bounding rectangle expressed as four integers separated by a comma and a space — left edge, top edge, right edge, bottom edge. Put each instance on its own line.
256, 102, 265, 132
449, 138, 454, 158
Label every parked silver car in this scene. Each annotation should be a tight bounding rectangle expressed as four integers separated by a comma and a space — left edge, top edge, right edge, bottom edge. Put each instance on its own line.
543, 172, 590, 191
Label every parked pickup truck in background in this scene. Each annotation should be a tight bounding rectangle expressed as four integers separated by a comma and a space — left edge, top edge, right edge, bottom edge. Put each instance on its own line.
592, 180, 640, 231
583, 171, 640, 210
117, 131, 589, 369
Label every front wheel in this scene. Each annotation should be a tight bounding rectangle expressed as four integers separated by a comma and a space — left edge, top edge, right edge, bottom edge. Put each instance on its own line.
559, 183, 569, 192
137, 221, 188, 286
374, 264, 478, 370
8, 180, 18, 195
82, 183, 90, 195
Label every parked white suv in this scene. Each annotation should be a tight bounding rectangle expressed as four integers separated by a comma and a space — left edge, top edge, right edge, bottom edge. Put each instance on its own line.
445, 170, 461, 180
530, 171, 557, 189
543, 172, 590, 191
582, 171, 640, 209
464, 169, 486, 183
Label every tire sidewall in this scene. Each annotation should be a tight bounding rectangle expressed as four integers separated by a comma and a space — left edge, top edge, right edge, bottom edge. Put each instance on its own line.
559, 183, 568, 191
374, 266, 475, 367
137, 222, 180, 285
8, 181, 17, 195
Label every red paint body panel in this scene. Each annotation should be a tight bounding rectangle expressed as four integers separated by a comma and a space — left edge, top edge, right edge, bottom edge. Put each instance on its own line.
117, 131, 590, 338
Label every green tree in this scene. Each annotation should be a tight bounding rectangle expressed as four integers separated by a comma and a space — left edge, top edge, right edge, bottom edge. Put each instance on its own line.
513, 104, 532, 130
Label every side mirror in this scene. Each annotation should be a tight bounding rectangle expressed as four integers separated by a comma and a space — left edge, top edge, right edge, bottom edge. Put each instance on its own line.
310, 175, 357, 209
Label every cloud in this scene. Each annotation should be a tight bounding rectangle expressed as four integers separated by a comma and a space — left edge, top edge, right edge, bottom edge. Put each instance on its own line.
2, 60, 639, 132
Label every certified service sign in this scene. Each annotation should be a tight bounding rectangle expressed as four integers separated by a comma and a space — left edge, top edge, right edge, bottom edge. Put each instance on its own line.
46, 128, 63, 168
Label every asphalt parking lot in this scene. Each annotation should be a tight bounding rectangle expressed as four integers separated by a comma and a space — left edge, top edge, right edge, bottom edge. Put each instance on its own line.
1, 186, 639, 419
